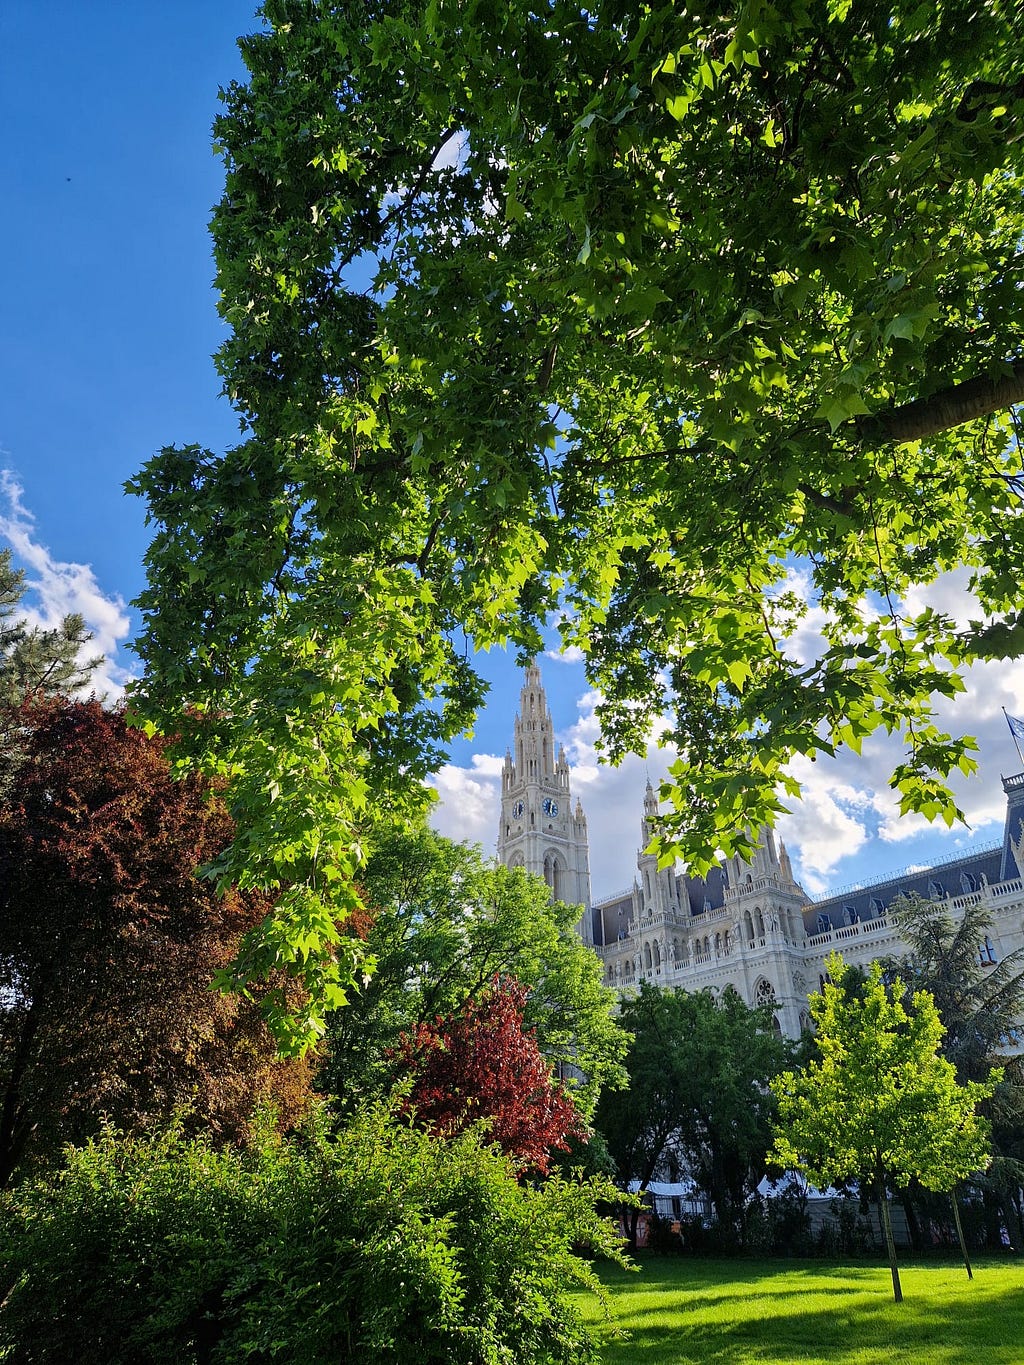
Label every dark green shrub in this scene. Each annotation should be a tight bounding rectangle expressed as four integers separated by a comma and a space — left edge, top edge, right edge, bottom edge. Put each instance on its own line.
0, 1106, 626, 1364
815, 1197, 877, 1257
643, 1214, 685, 1256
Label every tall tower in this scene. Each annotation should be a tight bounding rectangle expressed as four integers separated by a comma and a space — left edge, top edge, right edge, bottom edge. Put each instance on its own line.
497, 662, 593, 942
636, 779, 683, 921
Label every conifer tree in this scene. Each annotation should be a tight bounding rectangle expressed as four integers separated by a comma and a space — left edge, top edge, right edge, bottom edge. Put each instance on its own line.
0, 549, 98, 703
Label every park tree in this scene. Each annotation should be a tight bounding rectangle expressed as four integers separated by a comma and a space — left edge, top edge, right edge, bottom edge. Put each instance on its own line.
0, 549, 98, 704
0, 698, 315, 1186
317, 828, 627, 1120
770, 953, 999, 1302
883, 892, 1024, 1248
596, 983, 790, 1248
129, 0, 1024, 1039
394, 977, 587, 1174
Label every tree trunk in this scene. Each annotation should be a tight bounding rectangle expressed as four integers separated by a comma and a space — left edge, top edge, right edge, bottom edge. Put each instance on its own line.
982, 1186, 1003, 1249
900, 1187, 923, 1253
998, 1192, 1019, 1253
877, 1173, 903, 1304
950, 1187, 974, 1280
0, 1004, 40, 1188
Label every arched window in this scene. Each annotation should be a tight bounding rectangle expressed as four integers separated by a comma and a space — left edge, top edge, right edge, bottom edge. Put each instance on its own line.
543, 851, 565, 901
643, 942, 653, 971
754, 978, 777, 1009
743, 910, 755, 944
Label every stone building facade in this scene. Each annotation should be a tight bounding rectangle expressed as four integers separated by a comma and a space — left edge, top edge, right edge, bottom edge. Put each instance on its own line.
496, 665, 1024, 1046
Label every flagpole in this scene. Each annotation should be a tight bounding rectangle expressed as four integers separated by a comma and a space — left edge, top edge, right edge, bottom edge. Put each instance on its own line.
1003, 708, 1024, 767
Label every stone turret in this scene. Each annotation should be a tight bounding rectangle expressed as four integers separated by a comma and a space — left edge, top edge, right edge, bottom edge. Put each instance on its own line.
496, 662, 593, 942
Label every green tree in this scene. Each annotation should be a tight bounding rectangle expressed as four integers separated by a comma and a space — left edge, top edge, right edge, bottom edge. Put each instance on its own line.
883, 892, 1024, 1249
597, 984, 790, 1248
0, 549, 98, 703
318, 829, 626, 1120
771, 953, 999, 1302
128, 1, 1024, 1038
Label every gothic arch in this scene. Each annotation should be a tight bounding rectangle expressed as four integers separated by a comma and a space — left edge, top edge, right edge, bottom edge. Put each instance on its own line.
543, 849, 565, 900
753, 977, 777, 1010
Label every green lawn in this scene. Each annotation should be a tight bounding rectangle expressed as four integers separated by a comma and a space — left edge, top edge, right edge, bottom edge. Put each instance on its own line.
575, 1256, 1024, 1364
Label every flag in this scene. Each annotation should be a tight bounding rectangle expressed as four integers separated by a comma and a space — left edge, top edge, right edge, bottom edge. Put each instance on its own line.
1007, 713, 1024, 745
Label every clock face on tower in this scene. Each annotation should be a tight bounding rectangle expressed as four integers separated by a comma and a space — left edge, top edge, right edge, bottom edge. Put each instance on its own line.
512, 800, 524, 819
542, 798, 559, 817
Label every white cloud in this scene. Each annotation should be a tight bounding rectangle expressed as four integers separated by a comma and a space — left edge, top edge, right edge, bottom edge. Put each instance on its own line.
0, 471, 134, 698
544, 644, 585, 665
431, 129, 469, 172
428, 752, 504, 852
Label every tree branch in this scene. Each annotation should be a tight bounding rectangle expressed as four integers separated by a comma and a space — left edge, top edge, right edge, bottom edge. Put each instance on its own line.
855, 358, 1024, 445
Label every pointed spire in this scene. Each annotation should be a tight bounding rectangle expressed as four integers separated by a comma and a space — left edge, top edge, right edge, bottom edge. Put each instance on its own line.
779, 839, 794, 883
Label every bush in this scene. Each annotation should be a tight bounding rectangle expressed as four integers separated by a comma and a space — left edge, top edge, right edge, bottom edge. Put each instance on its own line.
743, 1186, 814, 1257
0, 1106, 627, 1364
815, 1197, 877, 1257
643, 1214, 685, 1256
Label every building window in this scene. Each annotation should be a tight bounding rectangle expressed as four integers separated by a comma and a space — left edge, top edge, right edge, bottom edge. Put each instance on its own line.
754, 978, 777, 1009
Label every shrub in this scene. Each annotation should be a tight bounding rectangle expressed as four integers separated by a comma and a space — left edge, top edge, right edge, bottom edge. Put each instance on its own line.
0, 1106, 626, 1364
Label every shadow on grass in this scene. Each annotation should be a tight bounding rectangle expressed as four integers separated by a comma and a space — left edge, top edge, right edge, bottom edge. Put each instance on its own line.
584, 1258, 1024, 1365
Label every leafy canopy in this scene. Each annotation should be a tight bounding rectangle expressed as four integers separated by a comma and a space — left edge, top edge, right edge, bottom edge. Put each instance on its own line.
129, 0, 1024, 1036
395, 977, 587, 1175
770, 952, 998, 1194
597, 983, 791, 1240
0, 699, 315, 1186
0, 548, 98, 705
318, 828, 627, 1120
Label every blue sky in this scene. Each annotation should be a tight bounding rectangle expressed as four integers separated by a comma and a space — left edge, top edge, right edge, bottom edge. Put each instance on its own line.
1, 3, 1022, 900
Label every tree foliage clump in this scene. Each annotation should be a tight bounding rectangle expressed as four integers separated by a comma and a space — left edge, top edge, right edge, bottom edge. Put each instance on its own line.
771, 952, 999, 1300
597, 983, 791, 1247
0, 1108, 625, 1365
883, 892, 1024, 1086
0, 549, 98, 705
318, 828, 626, 1120
129, 0, 1024, 1036
395, 977, 586, 1175
883, 892, 1024, 1247
0, 698, 315, 1186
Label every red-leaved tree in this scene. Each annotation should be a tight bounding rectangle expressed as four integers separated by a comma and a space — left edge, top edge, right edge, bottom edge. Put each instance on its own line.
395, 978, 585, 1174
0, 699, 316, 1185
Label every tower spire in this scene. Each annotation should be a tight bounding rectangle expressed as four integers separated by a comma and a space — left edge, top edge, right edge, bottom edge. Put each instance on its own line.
496, 661, 593, 940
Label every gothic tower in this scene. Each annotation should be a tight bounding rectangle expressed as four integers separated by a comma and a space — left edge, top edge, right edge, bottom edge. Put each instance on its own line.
497, 662, 593, 943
